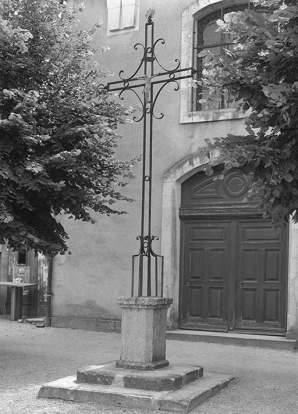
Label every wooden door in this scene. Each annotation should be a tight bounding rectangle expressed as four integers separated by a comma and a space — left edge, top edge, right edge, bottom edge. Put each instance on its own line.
180, 218, 288, 334
180, 166, 288, 335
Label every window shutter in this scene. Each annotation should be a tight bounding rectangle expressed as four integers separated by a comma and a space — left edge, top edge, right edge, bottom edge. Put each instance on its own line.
107, 0, 121, 31
122, 0, 137, 29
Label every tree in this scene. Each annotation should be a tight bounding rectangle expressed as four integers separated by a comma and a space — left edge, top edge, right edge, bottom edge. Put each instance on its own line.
199, 0, 298, 226
0, 0, 134, 255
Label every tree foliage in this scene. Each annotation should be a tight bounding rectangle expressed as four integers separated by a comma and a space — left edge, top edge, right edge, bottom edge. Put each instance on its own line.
200, 0, 298, 225
0, 0, 133, 255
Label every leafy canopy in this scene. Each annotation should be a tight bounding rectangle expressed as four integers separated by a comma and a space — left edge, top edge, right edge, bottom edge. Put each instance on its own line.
0, 0, 134, 255
200, 0, 298, 225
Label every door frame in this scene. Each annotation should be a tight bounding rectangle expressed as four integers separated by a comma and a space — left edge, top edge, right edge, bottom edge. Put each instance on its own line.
178, 166, 288, 335
160, 152, 296, 338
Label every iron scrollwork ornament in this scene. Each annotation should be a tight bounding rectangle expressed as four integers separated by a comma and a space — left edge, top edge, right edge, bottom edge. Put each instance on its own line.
107, 11, 195, 297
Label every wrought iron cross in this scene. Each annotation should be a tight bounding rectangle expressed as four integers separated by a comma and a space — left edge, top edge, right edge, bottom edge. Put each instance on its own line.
107, 10, 195, 297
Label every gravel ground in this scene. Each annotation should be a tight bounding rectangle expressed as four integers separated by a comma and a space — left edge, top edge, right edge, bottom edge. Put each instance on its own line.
0, 316, 297, 414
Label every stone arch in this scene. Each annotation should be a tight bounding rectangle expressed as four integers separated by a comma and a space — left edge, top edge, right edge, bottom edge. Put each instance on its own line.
161, 151, 298, 336
161, 150, 215, 328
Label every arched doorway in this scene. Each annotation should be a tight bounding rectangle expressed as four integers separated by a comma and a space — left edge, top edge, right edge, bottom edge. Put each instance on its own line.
179, 165, 288, 335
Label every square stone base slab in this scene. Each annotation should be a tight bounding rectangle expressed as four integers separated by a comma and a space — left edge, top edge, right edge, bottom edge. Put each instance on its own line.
77, 363, 203, 391
38, 372, 234, 413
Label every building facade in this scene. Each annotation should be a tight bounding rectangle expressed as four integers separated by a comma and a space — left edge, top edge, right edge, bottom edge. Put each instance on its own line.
2, 0, 297, 339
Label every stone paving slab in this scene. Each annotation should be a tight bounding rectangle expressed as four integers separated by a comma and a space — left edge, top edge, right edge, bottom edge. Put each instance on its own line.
38, 372, 234, 413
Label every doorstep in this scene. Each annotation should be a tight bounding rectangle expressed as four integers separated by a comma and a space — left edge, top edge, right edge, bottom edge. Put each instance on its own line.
23, 317, 45, 327
166, 330, 297, 351
24, 318, 44, 323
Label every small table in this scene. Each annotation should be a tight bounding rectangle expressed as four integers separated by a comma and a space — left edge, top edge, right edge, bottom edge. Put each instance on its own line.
0, 282, 38, 321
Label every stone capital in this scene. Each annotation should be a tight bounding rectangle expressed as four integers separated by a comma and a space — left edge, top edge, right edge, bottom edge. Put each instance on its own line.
118, 296, 173, 310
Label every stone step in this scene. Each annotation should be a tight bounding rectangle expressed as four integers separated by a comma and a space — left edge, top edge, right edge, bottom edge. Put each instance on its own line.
38, 372, 234, 413
77, 362, 203, 392
23, 318, 45, 328
166, 330, 297, 350
22, 318, 45, 328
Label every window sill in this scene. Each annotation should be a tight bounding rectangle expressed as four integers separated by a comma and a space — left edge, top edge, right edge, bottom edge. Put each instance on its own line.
180, 108, 248, 124
107, 26, 139, 36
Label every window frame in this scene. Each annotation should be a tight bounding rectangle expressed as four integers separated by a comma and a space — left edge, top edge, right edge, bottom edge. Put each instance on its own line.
107, 0, 140, 36
180, 0, 251, 124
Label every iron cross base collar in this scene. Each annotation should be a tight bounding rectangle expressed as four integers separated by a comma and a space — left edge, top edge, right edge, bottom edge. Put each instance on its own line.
107, 12, 195, 298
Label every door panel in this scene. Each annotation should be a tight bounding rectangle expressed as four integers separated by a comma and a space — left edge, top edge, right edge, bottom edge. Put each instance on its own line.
235, 220, 287, 334
181, 221, 230, 331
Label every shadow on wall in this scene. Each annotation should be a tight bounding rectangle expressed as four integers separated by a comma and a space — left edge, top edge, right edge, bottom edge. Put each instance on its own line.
51, 300, 121, 332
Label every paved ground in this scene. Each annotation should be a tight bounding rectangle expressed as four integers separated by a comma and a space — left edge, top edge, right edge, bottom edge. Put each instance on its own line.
0, 316, 297, 414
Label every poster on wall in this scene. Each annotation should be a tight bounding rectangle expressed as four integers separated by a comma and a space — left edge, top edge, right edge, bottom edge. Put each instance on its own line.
13, 265, 30, 283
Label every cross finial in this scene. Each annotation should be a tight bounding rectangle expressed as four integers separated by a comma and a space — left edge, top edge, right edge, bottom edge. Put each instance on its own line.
145, 9, 155, 23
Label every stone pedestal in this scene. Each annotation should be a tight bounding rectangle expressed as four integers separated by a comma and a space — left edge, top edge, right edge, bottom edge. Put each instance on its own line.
38, 295, 234, 412
116, 296, 173, 370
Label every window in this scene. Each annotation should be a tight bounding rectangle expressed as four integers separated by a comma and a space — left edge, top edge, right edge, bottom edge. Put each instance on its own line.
107, 0, 140, 35
180, 0, 251, 124
17, 251, 27, 265
194, 2, 251, 112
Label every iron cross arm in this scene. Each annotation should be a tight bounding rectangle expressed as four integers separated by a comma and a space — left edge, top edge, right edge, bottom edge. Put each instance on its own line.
107, 66, 196, 94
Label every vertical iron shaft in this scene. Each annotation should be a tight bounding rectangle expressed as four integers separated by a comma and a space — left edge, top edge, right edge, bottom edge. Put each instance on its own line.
107, 11, 195, 298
